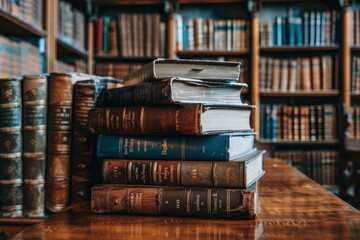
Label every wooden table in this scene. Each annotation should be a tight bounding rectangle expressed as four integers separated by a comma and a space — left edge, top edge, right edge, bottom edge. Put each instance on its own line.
12, 158, 360, 239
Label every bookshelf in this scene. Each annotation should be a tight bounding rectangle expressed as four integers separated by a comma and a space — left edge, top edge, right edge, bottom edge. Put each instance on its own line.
87, 0, 353, 192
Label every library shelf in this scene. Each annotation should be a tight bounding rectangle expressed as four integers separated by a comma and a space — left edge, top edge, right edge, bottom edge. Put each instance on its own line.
260, 90, 340, 97
90, 0, 246, 5
176, 50, 250, 57
351, 93, 360, 98
57, 37, 88, 59
260, 46, 340, 53
257, 139, 339, 145
352, 46, 360, 52
94, 56, 159, 63
0, 8, 46, 38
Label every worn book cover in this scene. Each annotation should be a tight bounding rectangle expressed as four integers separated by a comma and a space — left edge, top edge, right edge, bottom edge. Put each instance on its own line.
123, 58, 241, 86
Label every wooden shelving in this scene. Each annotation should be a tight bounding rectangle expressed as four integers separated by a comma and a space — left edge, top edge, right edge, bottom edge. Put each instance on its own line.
57, 37, 88, 59
260, 90, 340, 97
90, 0, 246, 5
260, 46, 340, 53
95, 56, 158, 63
0, 217, 44, 225
177, 50, 250, 57
352, 46, 360, 52
258, 139, 339, 145
0, 8, 46, 37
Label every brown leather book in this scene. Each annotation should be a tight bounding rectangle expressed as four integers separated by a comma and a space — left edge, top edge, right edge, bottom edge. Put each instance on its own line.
310, 57, 321, 90
88, 104, 254, 135
46, 73, 73, 213
102, 149, 264, 189
0, 78, 23, 217
91, 182, 259, 219
300, 58, 311, 90
22, 74, 47, 217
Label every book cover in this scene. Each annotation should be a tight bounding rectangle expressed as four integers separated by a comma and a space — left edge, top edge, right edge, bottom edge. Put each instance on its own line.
96, 133, 255, 161
0, 78, 23, 217
91, 182, 259, 219
99, 77, 247, 107
102, 149, 265, 189
123, 58, 241, 86
88, 104, 254, 135
22, 74, 47, 217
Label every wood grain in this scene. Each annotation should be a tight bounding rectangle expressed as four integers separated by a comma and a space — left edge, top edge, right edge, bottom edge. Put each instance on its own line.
12, 158, 360, 239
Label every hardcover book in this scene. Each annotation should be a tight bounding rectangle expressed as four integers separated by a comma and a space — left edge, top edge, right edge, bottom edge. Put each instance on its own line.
123, 58, 241, 86
102, 149, 265, 189
99, 77, 247, 106
91, 182, 259, 219
96, 133, 255, 161
88, 104, 254, 135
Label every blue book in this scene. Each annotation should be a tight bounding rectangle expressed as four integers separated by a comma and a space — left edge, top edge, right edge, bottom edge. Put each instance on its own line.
96, 133, 255, 161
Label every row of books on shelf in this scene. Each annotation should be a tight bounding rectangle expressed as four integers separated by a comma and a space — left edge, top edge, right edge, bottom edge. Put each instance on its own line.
275, 150, 338, 186
95, 63, 142, 80
0, 73, 122, 218
57, 0, 86, 50
351, 56, 360, 94
259, 55, 336, 92
260, 104, 336, 141
0, 0, 43, 30
348, 106, 360, 139
175, 15, 250, 51
0, 58, 265, 220
351, 10, 360, 46
260, 10, 339, 47
56, 59, 87, 74
94, 14, 165, 58
0, 35, 42, 78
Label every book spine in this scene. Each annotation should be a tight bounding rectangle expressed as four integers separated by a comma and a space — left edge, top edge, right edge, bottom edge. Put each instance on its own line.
96, 134, 240, 160
22, 75, 47, 217
46, 73, 73, 213
71, 81, 106, 204
123, 60, 156, 86
0, 78, 23, 217
88, 104, 201, 135
103, 159, 248, 188
91, 184, 257, 219
102, 80, 173, 107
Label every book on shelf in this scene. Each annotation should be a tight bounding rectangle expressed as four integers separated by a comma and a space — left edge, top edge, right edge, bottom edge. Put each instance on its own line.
0, 78, 23, 217
88, 104, 254, 135
123, 58, 241, 86
102, 149, 265, 189
91, 182, 259, 219
99, 77, 247, 106
22, 74, 47, 217
96, 133, 255, 161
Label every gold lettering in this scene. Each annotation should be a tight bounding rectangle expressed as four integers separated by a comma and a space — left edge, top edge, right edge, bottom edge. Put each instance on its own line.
176, 199, 181, 209
161, 138, 168, 155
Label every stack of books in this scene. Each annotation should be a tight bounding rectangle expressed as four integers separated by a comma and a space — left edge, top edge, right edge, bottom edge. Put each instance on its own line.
89, 58, 265, 219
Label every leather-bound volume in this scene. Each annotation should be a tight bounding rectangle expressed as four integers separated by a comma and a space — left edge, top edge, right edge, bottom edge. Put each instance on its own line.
89, 104, 253, 135
46, 73, 73, 212
71, 78, 116, 203
0, 78, 23, 217
23, 183, 45, 217
102, 149, 264, 188
91, 183, 258, 219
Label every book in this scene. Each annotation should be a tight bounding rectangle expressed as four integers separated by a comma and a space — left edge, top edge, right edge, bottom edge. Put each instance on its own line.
0, 78, 23, 217
123, 58, 241, 86
22, 74, 47, 217
91, 182, 259, 219
88, 104, 254, 135
71, 77, 123, 204
99, 77, 247, 107
102, 149, 264, 189
96, 133, 255, 160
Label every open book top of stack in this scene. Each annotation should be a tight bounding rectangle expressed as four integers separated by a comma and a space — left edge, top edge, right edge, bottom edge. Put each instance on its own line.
123, 58, 241, 86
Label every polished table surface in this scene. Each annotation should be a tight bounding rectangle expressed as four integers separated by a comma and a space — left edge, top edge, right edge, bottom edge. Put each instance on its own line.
13, 158, 360, 239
